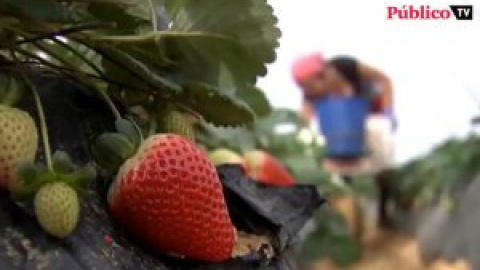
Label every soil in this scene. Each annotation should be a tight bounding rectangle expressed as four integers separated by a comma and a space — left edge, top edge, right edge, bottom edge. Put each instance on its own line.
311, 223, 472, 270
311, 195, 473, 270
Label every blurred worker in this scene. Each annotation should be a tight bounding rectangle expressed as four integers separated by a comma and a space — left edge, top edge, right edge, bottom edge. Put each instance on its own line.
292, 53, 397, 228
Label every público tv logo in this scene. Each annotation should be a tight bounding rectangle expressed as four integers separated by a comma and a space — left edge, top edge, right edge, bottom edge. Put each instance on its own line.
387, 5, 473, 20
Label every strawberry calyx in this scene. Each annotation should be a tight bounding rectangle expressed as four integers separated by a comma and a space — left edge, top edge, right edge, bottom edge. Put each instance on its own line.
11, 150, 96, 202
92, 117, 143, 174
156, 104, 198, 134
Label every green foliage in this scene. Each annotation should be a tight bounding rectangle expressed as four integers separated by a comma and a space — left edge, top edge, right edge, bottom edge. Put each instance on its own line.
12, 151, 96, 201
196, 107, 329, 182
390, 135, 480, 210
298, 207, 361, 267
175, 83, 254, 127
0, 0, 280, 127
0, 72, 22, 105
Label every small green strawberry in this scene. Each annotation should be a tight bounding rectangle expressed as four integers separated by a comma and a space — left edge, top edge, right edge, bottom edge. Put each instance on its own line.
0, 104, 38, 190
162, 110, 195, 141
10, 74, 95, 238
14, 151, 96, 238
34, 181, 79, 238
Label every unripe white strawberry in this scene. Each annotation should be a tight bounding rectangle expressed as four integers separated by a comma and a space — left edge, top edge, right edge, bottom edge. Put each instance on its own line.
34, 182, 79, 238
0, 105, 38, 189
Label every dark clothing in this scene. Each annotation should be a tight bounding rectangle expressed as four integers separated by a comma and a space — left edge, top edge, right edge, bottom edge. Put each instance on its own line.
329, 56, 362, 93
329, 56, 383, 113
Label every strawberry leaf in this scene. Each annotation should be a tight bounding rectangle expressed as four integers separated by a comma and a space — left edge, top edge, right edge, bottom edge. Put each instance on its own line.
86, 1, 151, 35
68, 164, 97, 196
115, 118, 142, 148
90, 0, 280, 93
0, 0, 77, 23
92, 133, 136, 173
52, 151, 75, 174
94, 43, 182, 95
236, 86, 272, 118
12, 164, 50, 201
176, 83, 255, 127
164, 0, 280, 85
16, 162, 41, 186
0, 73, 22, 106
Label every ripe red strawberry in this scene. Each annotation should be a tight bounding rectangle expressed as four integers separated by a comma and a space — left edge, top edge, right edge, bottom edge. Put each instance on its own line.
108, 134, 235, 262
244, 150, 295, 187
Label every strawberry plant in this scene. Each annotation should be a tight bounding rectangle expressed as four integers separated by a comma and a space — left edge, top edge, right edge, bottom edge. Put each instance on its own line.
0, 0, 280, 128
7, 75, 96, 238
0, 0, 337, 267
0, 0, 288, 263
390, 135, 480, 211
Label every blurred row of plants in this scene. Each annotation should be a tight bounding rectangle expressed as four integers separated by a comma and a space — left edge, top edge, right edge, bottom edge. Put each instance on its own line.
205, 108, 480, 266
390, 134, 480, 212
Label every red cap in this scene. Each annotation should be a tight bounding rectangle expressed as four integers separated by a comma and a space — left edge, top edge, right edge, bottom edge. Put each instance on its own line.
291, 53, 325, 84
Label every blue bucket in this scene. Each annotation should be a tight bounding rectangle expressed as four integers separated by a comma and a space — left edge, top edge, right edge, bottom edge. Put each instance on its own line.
314, 95, 369, 159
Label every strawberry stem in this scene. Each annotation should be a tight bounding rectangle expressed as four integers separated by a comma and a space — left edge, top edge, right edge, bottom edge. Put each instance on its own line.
24, 76, 53, 171
99, 89, 122, 120
8, 49, 53, 170
148, 118, 157, 136
25, 38, 122, 120
127, 115, 145, 142
148, 0, 158, 31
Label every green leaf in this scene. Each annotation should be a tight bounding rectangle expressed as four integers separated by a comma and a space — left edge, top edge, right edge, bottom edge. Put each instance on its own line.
165, 0, 280, 84
196, 123, 256, 153
16, 163, 40, 186
125, 0, 166, 27
86, 1, 151, 35
12, 164, 50, 201
254, 108, 308, 136
0, 0, 76, 22
0, 72, 22, 106
52, 151, 75, 174
115, 118, 142, 147
92, 133, 136, 173
236, 86, 271, 118
176, 83, 255, 127
0, 17, 19, 28
96, 43, 181, 95
68, 164, 97, 195
93, 0, 281, 90
156, 32, 256, 86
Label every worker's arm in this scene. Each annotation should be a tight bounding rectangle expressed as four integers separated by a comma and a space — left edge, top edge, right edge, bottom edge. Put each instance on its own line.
358, 62, 397, 130
357, 63, 394, 110
300, 99, 315, 124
